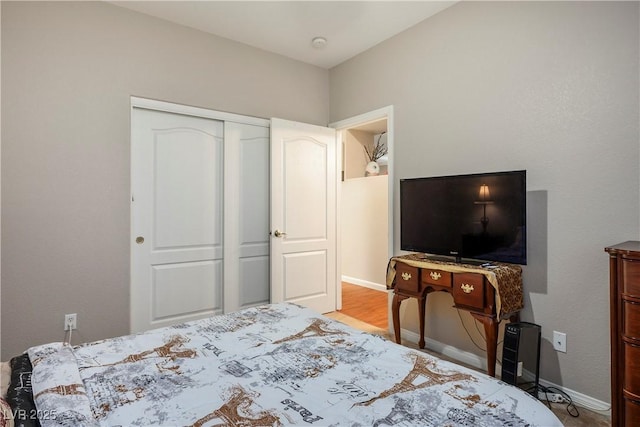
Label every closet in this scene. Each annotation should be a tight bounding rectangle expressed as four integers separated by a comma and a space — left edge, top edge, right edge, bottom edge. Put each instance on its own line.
130, 99, 270, 332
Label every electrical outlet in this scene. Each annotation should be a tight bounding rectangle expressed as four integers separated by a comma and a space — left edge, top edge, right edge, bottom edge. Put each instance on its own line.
537, 391, 566, 403
548, 393, 566, 403
553, 331, 567, 353
64, 313, 77, 331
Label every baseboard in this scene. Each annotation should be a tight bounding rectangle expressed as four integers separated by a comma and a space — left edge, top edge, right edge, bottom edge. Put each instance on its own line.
399, 328, 611, 416
400, 328, 489, 371
341, 276, 387, 292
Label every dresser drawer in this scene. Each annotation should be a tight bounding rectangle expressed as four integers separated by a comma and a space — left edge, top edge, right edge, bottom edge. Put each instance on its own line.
622, 259, 640, 296
421, 268, 452, 288
624, 339, 640, 396
624, 396, 640, 427
624, 300, 640, 338
453, 273, 485, 310
395, 263, 420, 293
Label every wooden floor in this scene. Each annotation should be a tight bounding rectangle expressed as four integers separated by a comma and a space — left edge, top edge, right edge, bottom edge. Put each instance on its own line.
339, 282, 388, 329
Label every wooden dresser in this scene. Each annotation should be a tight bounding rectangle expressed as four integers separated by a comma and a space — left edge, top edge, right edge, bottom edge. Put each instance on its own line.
606, 241, 640, 426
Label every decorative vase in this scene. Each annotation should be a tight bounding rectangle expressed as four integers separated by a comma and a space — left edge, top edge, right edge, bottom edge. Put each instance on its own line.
365, 161, 380, 176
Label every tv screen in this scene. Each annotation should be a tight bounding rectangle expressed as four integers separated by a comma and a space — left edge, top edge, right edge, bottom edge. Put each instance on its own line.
400, 170, 527, 265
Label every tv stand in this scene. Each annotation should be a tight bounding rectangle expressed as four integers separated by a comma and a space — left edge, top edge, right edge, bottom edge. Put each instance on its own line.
387, 254, 523, 377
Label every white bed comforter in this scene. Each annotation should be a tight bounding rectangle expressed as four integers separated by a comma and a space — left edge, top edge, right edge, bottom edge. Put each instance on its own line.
28, 303, 562, 426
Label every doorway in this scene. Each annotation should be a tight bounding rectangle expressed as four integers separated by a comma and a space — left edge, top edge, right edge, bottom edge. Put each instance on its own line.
330, 107, 393, 331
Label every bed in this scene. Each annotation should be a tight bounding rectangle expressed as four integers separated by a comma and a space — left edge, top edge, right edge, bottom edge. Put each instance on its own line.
6, 303, 561, 426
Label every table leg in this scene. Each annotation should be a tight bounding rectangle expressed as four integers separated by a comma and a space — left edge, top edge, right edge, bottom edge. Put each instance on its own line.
472, 313, 498, 377
485, 319, 498, 377
418, 294, 427, 349
392, 292, 406, 344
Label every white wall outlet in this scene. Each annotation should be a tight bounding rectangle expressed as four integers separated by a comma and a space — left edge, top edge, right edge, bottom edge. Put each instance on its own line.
64, 313, 77, 331
553, 331, 567, 353
538, 391, 566, 403
549, 393, 566, 403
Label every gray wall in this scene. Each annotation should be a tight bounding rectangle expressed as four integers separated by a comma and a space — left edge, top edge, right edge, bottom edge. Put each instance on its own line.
330, 1, 639, 403
1, 1, 329, 360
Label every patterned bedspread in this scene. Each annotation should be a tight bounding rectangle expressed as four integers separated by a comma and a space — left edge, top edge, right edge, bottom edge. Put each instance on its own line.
27, 303, 561, 426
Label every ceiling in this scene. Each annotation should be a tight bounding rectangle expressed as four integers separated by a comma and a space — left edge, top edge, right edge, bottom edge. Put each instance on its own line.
109, 1, 457, 69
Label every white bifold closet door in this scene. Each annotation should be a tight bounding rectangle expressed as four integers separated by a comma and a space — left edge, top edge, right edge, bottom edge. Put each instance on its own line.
131, 105, 269, 333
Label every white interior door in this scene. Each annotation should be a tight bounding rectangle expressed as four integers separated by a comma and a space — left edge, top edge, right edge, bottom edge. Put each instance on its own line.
131, 108, 224, 332
270, 118, 338, 313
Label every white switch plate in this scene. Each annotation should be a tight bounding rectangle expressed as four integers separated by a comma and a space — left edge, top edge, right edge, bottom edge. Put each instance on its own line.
553, 331, 566, 353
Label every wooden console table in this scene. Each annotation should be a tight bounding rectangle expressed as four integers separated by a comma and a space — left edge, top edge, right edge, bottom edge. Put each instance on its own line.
387, 254, 524, 377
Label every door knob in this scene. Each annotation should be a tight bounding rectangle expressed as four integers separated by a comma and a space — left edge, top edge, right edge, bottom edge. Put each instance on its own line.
273, 230, 287, 238
136, 236, 145, 244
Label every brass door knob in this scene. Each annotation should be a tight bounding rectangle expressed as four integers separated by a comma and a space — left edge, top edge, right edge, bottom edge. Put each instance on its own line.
136, 236, 145, 244
273, 230, 287, 238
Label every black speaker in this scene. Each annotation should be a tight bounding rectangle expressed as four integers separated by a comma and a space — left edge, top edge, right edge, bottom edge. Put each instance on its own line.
501, 322, 541, 397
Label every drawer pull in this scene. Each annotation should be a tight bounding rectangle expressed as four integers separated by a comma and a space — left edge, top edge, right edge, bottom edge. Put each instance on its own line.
461, 283, 474, 294
430, 271, 441, 280
401, 272, 412, 281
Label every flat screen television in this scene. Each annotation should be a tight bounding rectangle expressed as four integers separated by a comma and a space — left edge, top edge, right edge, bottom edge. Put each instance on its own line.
400, 170, 527, 265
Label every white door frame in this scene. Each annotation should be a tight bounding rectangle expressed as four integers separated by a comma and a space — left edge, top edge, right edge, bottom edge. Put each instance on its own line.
130, 97, 269, 127
329, 105, 394, 311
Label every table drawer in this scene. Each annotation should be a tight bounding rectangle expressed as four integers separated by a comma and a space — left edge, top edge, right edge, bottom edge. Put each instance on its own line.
421, 268, 452, 288
624, 300, 640, 338
395, 263, 419, 293
622, 259, 640, 296
453, 273, 485, 310
624, 339, 640, 396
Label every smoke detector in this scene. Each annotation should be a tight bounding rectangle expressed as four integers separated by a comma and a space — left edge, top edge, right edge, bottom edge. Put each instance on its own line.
311, 37, 327, 49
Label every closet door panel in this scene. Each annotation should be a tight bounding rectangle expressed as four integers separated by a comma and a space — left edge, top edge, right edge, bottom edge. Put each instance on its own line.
224, 122, 270, 312
239, 256, 270, 307
240, 135, 270, 255
131, 108, 224, 332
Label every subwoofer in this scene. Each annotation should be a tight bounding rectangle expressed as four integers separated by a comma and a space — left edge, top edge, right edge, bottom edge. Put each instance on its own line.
501, 322, 541, 396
